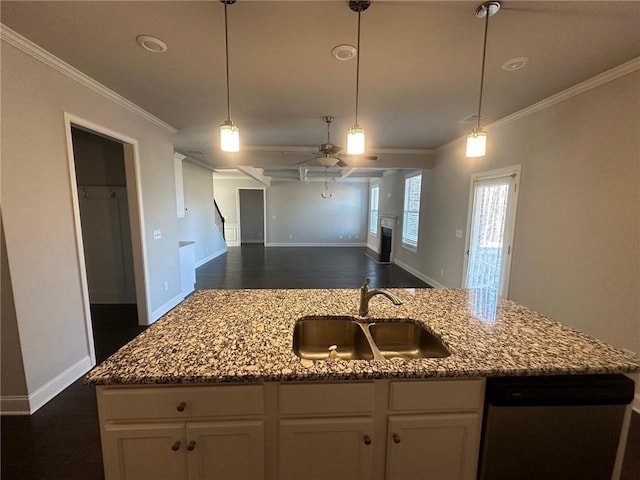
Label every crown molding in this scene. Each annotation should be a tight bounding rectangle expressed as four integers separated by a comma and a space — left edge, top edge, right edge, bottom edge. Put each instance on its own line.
1, 24, 177, 135
437, 56, 640, 153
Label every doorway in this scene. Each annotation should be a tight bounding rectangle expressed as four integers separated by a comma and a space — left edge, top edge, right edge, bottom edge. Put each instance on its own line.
463, 165, 520, 298
64, 113, 149, 366
237, 188, 266, 245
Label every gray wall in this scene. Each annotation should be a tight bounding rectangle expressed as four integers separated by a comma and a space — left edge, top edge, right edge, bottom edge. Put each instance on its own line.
2, 39, 181, 407
178, 160, 227, 264
382, 71, 639, 356
214, 179, 369, 246
1, 218, 28, 409
266, 181, 368, 245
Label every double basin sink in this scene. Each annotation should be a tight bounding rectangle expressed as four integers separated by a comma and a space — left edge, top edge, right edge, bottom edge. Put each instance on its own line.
293, 315, 450, 361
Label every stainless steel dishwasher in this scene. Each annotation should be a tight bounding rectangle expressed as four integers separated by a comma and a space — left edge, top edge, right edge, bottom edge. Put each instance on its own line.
478, 374, 635, 480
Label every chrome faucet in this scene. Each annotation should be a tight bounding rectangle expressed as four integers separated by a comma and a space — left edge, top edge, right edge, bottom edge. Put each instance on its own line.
359, 278, 403, 316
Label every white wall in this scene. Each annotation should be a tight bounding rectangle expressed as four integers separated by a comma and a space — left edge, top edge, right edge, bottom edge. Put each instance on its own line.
178, 161, 227, 266
398, 70, 639, 356
1, 38, 182, 411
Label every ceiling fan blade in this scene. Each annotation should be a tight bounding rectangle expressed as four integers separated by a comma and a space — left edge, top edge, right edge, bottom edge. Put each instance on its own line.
295, 156, 319, 165
329, 144, 344, 154
343, 153, 378, 161
337, 159, 348, 168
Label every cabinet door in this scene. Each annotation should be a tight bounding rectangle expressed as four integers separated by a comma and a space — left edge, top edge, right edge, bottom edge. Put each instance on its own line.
386, 413, 480, 480
279, 417, 374, 480
186, 420, 264, 480
102, 423, 187, 480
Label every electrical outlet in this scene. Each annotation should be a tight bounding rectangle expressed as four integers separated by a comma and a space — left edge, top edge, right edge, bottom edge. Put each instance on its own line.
153, 229, 162, 240
163, 281, 169, 292
456, 229, 463, 238
440, 268, 445, 277
289, 234, 293, 239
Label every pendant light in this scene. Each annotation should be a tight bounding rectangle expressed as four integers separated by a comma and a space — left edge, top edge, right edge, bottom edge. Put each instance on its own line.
347, 0, 370, 155
220, 0, 239, 153
320, 167, 333, 199
466, 1, 500, 158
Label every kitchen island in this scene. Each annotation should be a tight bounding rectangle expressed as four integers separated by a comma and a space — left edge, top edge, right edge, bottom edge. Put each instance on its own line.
86, 288, 639, 480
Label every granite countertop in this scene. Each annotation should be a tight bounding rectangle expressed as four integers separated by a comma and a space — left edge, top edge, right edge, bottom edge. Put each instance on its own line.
86, 288, 640, 385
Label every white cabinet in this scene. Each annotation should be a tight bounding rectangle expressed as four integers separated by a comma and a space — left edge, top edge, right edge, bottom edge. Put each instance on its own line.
386, 413, 481, 480
279, 417, 374, 480
278, 382, 376, 479
102, 422, 186, 480
385, 379, 484, 480
186, 420, 264, 480
97, 379, 484, 480
97, 385, 265, 480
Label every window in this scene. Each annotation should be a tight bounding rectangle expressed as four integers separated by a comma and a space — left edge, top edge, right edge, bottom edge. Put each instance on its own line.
369, 185, 379, 235
402, 173, 422, 249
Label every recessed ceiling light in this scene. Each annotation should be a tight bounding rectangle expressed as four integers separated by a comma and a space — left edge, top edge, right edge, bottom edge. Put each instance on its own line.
501, 56, 529, 71
136, 35, 168, 53
331, 44, 357, 61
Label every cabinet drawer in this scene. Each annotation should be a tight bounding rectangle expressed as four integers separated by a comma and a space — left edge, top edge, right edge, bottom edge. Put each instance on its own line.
389, 379, 484, 412
279, 382, 375, 415
99, 385, 264, 420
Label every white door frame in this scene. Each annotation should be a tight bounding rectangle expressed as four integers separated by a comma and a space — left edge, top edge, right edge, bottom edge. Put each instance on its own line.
63, 112, 151, 365
462, 164, 521, 298
235, 187, 267, 246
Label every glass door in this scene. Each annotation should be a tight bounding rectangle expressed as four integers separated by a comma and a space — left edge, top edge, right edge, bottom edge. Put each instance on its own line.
463, 166, 520, 298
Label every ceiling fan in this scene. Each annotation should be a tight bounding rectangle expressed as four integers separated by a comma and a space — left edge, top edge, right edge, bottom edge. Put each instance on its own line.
297, 116, 377, 168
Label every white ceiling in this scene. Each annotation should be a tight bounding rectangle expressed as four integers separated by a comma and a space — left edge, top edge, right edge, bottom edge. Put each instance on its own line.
2, 1, 639, 181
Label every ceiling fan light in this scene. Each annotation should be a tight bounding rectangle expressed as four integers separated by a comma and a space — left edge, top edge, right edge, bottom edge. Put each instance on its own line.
466, 128, 487, 157
347, 124, 365, 155
220, 120, 239, 153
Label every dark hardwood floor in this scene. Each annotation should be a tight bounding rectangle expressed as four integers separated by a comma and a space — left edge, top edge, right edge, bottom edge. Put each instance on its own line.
2, 246, 639, 479
196, 245, 430, 289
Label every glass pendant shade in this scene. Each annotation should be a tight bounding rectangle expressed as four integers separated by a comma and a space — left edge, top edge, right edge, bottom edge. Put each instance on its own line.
220, 120, 239, 153
347, 123, 365, 155
466, 128, 487, 157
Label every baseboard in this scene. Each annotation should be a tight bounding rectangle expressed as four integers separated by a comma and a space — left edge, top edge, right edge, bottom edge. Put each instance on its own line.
195, 246, 227, 268
393, 259, 447, 288
241, 240, 264, 244
633, 393, 640, 414
0, 395, 30, 415
150, 292, 185, 323
27, 355, 93, 414
367, 244, 379, 253
264, 242, 368, 247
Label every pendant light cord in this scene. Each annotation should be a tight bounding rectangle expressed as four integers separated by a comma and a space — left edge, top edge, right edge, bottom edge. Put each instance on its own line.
224, 2, 231, 122
476, 8, 490, 130
355, 10, 361, 124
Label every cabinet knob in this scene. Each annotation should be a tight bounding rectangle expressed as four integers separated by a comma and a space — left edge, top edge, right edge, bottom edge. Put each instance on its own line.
363, 435, 372, 445
187, 441, 196, 451
393, 433, 401, 444
171, 441, 181, 452
176, 402, 186, 412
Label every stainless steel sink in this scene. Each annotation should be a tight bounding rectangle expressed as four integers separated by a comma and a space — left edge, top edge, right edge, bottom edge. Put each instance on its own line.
293, 316, 449, 361
368, 321, 450, 359
293, 316, 375, 360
